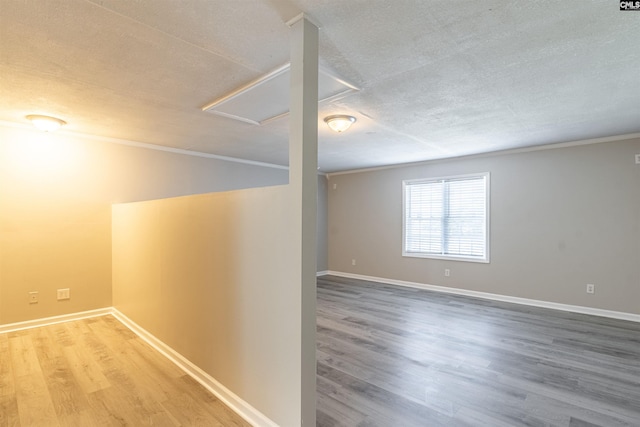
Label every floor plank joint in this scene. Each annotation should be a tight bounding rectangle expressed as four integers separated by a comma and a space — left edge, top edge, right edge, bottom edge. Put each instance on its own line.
316, 275, 640, 427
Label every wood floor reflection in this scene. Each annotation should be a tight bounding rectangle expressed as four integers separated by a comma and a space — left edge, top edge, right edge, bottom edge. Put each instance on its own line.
316, 275, 640, 427
3, 278, 639, 427
0, 315, 250, 427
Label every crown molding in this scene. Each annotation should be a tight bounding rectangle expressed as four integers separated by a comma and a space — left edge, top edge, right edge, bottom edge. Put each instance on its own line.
327, 132, 640, 177
0, 120, 289, 171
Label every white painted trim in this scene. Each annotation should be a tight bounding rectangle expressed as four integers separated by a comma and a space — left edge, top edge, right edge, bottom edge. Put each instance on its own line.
286, 12, 322, 29
327, 132, 640, 177
0, 120, 288, 171
325, 271, 640, 323
0, 120, 333, 176
111, 309, 278, 427
0, 308, 112, 334
202, 62, 357, 127
0, 308, 278, 425
68, 133, 290, 171
316, 270, 329, 277
202, 63, 291, 112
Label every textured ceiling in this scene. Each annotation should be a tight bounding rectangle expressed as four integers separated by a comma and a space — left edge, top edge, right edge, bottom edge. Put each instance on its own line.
1, 0, 639, 172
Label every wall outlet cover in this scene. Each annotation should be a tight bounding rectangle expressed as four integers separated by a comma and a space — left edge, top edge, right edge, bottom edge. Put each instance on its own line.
57, 288, 70, 300
29, 291, 39, 304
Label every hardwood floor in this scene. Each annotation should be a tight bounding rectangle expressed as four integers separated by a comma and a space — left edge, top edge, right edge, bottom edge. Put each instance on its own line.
316, 275, 640, 427
4, 278, 639, 427
0, 315, 250, 427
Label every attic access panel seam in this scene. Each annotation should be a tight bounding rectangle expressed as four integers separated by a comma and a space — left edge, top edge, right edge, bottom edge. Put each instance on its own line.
201, 63, 359, 125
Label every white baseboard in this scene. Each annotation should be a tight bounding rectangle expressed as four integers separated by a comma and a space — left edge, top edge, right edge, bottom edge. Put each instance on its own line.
316, 270, 329, 277
0, 307, 112, 334
111, 309, 278, 427
1, 307, 278, 426
324, 271, 640, 323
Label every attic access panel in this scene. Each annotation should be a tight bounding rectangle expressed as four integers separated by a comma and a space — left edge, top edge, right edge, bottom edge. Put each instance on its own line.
202, 63, 359, 125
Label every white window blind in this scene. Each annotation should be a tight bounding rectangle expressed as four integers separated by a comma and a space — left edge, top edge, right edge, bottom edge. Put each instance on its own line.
403, 173, 489, 262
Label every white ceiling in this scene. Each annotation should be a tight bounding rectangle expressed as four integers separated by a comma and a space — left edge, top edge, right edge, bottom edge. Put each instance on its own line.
1, 0, 639, 173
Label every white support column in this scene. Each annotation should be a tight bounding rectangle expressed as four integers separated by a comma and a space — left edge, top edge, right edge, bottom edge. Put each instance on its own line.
288, 13, 318, 427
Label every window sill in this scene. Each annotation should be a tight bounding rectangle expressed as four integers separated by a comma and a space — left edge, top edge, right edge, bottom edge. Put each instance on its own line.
402, 252, 490, 264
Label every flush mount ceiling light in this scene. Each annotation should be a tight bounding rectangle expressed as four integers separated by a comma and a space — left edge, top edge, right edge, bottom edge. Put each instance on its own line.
324, 115, 356, 133
26, 115, 66, 132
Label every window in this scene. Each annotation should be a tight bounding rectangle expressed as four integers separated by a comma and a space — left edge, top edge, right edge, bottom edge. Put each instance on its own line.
403, 173, 489, 262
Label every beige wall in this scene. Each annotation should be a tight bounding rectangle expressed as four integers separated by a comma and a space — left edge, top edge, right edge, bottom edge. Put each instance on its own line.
328, 138, 640, 315
112, 184, 302, 426
0, 125, 287, 325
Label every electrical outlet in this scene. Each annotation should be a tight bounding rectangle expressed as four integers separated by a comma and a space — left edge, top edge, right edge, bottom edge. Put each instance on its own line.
444, 269, 451, 277
351, 259, 356, 266
636, 154, 640, 164
586, 284, 595, 294
29, 291, 39, 304
57, 288, 70, 300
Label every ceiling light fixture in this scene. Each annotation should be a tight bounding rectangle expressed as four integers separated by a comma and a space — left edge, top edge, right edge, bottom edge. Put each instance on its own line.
26, 115, 66, 132
324, 115, 356, 133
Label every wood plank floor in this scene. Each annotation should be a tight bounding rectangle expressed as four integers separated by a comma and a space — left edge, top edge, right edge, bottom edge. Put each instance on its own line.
0, 315, 250, 427
316, 275, 640, 427
4, 279, 640, 427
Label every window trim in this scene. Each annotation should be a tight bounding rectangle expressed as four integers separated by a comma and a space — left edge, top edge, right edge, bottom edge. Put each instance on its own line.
402, 172, 490, 263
